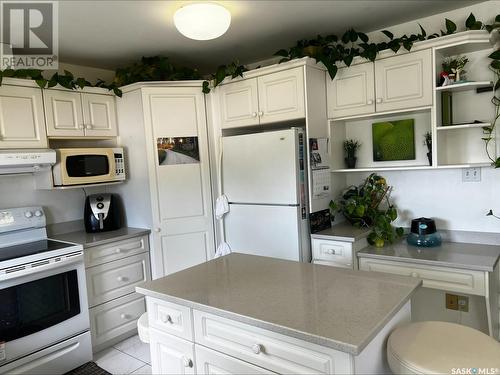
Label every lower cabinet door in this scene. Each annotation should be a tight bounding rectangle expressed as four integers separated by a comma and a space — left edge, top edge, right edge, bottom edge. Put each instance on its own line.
150, 328, 195, 375
89, 293, 145, 351
195, 344, 274, 375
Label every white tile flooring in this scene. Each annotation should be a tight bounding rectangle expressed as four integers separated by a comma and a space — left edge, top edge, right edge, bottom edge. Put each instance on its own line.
94, 335, 152, 375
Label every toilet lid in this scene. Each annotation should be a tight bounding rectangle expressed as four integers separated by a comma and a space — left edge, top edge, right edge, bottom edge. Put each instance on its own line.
388, 321, 500, 374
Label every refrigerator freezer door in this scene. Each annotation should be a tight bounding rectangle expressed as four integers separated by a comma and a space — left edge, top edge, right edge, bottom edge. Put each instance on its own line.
224, 204, 302, 261
222, 129, 299, 205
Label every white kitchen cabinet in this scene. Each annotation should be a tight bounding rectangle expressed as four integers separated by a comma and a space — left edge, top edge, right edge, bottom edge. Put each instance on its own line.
219, 78, 259, 128
219, 67, 305, 129
374, 49, 432, 112
327, 49, 432, 119
0, 85, 47, 148
327, 62, 375, 119
44, 90, 117, 138
150, 328, 195, 375
195, 344, 274, 374
257, 67, 305, 124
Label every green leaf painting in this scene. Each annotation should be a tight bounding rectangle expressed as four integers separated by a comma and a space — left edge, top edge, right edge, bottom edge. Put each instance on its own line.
372, 119, 415, 162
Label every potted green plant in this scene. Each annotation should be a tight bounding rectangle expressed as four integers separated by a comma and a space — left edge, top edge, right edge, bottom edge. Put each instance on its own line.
330, 174, 404, 247
423, 131, 432, 166
344, 139, 361, 169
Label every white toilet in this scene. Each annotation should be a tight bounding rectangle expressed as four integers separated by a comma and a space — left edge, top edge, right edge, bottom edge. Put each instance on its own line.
137, 312, 150, 344
387, 321, 500, 374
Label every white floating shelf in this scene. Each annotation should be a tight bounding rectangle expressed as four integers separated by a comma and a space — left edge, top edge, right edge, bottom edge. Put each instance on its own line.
435, 81, 493, 92
331, 166, 432, 173
50, 181, 124, 190
437, 123, 491, 131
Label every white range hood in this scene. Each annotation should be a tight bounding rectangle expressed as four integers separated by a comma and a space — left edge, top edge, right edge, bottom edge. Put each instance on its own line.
0, 149, 56, 175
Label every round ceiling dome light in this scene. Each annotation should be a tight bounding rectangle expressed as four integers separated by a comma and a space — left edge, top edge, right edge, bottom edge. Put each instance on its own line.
174, 3, 231, 41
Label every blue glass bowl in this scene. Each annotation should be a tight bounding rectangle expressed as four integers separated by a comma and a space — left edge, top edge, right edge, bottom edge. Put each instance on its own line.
407, 232, 442, 247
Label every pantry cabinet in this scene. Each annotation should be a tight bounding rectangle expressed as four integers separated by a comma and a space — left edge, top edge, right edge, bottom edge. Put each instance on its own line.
328, 49, 432, 119
44, 90, 117, 138
219, 66, 305, 129
0, 85, 47, 148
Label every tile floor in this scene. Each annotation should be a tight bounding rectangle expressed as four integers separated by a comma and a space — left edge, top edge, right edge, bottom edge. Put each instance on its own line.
94, 335, 152, 375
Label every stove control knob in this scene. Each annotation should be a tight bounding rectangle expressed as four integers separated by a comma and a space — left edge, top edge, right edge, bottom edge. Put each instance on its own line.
24, 211, 33, 218
97, 203, 104, 209
34, 210, 43, 217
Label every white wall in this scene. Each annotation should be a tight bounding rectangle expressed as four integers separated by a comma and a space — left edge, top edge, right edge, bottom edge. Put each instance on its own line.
42, 62, 115, 84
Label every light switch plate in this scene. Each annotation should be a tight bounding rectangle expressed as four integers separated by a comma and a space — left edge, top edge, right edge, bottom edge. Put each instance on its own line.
462, 167, 481, 182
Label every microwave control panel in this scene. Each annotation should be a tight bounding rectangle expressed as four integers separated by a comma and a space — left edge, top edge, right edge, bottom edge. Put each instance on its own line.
113, 148, 126, 180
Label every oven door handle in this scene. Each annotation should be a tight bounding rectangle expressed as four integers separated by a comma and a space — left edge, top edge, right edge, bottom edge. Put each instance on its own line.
0, 252, 84, 282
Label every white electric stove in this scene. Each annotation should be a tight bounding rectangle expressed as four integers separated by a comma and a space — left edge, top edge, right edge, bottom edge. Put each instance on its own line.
0, 206, 92, 375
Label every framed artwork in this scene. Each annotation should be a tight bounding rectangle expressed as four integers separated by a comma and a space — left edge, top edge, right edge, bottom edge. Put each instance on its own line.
372, 119, 415, 162
157, 137, 200, 165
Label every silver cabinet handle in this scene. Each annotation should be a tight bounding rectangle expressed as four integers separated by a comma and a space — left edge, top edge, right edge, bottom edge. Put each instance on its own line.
376, 98, 383, 103
182, 356, 193, 368
252, 343, 263, 354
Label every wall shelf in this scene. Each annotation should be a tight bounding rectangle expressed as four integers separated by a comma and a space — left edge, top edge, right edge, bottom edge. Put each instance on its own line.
435, 81, 493, 92
331, 166, 432, 173
436, 123, 491, 131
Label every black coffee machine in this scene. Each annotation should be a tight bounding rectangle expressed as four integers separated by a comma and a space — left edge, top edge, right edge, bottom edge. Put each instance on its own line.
84, 193, 122, 233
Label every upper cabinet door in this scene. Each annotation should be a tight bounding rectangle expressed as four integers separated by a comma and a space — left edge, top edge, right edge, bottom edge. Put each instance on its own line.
44, 90, 84, 137
0, 85, 47, 148
219, 78, 259, 129
375, 48, 432, 112
327, 62, 375, 119
257, 67, 305, 124
82, 93, 118, 137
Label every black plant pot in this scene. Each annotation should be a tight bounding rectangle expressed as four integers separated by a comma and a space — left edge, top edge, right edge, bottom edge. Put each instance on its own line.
427, 152, 432, 166
345, 157, 357, 169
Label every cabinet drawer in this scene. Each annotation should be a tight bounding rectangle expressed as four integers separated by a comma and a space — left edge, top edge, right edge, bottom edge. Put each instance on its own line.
86, 253, 151, 307
195, 344, 274, 374
193, 310, 352, 374
147, 297, 193, 341
313, 260, 354, 270
359, 258, 486, 296
312, 239, 353, 265
89, 293, 145, 350
85, 235, 149, 267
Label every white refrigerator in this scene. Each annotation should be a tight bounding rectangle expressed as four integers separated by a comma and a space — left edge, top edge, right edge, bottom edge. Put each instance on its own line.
222, 128, 310, 261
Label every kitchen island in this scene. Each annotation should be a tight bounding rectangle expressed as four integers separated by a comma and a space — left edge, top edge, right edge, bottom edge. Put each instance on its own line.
136, 253, 421, 374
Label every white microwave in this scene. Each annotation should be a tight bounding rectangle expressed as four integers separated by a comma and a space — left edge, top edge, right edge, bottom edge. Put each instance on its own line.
52, 148, 126, 186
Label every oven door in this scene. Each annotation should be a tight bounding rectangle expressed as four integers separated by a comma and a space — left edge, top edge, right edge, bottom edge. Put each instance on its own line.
0, 254, 89, 365
58, 148, 117, 186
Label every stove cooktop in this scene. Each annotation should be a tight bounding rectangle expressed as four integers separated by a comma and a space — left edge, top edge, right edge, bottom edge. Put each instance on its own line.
0, 239, 71, 262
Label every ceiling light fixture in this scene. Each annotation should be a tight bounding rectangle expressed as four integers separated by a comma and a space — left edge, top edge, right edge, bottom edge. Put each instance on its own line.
174, 3, 231, 41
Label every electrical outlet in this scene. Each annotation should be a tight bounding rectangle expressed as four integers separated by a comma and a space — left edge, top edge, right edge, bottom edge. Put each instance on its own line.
462, 167, 481, 182
446, 293, 459, 310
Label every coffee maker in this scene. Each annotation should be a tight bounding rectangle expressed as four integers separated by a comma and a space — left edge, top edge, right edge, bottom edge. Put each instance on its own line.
84, 193, 122, 233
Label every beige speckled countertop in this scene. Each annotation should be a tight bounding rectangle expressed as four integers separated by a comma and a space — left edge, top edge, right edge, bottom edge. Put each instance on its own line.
310, 222, 371, 242
136, 253, 421, 355
52, 227, 150, 248
357, 239, 500, 272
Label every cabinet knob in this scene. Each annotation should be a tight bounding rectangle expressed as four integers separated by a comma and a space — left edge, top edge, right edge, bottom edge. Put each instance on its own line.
252, 343, 263, 354
376, 98, 383, 103
117, 276, 127, 282
85, 124, 93, 129
327, 249, 335, 255
120, 313, 131, 320
411, 272, 419, 278
78, 125, 85, 130
252, 112, 257, 117
367, 99, 374, 105
154, 228, 161, 233
115, 248, 122, 253
258, 111, 264, 117
182, 356, 193, 368
161, 314, 172, 324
